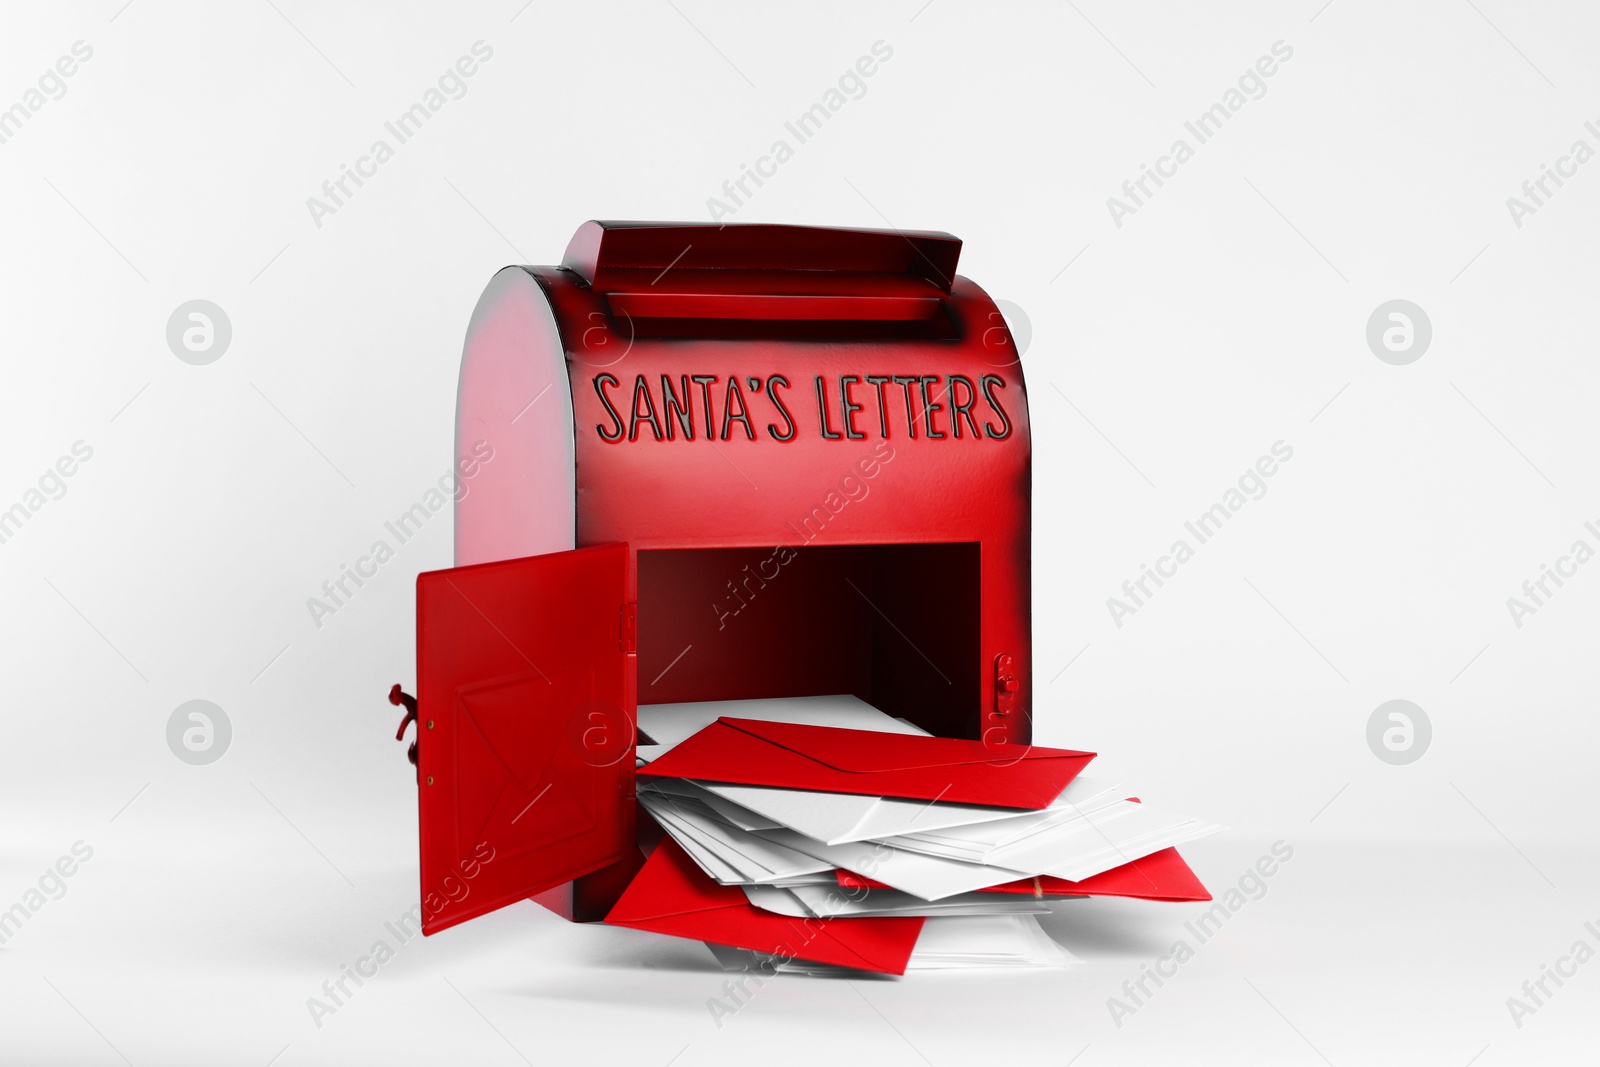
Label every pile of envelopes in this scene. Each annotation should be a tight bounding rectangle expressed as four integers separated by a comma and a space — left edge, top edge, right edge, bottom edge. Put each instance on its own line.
605, 697, 1220, 976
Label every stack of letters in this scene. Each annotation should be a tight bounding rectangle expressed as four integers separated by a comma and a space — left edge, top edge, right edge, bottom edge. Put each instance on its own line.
606, 697, 1219, 975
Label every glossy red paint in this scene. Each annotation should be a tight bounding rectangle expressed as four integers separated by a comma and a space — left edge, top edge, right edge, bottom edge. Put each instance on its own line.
406, 221, 1033, 927
413, 544, 633, 934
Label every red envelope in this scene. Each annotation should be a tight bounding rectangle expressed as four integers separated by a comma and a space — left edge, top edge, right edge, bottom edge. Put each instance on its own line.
834, 846, 1211, 903
607, 839, 924, 975
640, 718, 1094, 809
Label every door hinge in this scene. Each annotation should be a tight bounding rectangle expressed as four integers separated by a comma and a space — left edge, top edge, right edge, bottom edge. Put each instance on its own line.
619, 602, 637, 653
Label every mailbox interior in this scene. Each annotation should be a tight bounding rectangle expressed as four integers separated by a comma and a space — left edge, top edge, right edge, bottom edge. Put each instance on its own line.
636, 542, 980, 740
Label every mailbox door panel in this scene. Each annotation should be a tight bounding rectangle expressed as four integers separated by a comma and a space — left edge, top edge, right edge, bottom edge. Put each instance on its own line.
415, 543, 633, 935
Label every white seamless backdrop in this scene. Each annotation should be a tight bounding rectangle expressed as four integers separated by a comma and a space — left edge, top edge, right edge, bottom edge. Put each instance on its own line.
2, 2, 1597, 1065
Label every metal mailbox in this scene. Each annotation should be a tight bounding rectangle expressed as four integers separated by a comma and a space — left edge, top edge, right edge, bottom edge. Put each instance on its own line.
391, 221, 1032, 933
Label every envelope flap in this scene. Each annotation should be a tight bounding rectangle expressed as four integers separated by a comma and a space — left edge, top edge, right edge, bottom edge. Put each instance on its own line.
607, 841, 922, 975
606, 839, 748, 924
832, 846, 1212, 902
716, 717, 1091, 774
808, 914, 927, 972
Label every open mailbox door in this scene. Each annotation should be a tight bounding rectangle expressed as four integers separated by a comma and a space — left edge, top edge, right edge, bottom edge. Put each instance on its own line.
412, 542, 634, 935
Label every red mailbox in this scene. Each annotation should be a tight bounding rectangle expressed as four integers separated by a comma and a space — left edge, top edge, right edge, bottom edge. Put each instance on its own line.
395, 221, 1032, 933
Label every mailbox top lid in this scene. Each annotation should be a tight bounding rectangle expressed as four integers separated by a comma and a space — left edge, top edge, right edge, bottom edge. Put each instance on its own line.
561, 221, 963, 324
564, 221, 961, 286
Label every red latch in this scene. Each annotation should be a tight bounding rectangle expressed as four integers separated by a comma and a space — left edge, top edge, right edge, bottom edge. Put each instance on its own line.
619, 602, 637, 653
993, 654, 1018, 719
388, 683, 419, 766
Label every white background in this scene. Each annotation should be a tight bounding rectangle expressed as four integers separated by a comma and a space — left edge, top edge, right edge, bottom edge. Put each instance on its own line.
2, 1, 1597, 1064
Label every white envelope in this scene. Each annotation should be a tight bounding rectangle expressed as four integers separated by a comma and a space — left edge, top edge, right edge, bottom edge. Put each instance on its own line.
762, 872, 840, 888
753, 829, 1033, 900
759, 800, 1222, 900
694, 773, 1125, 847
645, 807, 744, 883
706, 915, 1079, 973
637, 693, 926, 751
742, 883, 1050, 918
1021, 808, 1222, 882
907, 915, 1079, 969
882, 798, 1220, 870
638, 793, 835, 884
639, 778, 785, 831
878, 776, 1129, 860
